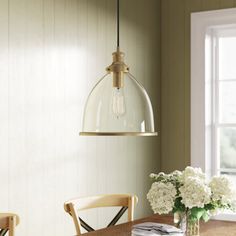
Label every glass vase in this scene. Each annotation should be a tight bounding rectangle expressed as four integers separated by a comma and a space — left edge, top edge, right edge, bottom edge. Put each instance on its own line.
174, 212, 200, 236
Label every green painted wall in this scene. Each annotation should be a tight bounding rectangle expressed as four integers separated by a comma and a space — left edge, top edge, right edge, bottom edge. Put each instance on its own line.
161, 0, 236, 172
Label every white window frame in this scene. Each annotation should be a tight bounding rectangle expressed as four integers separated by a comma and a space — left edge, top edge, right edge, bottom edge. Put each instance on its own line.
191, 8, 236, 221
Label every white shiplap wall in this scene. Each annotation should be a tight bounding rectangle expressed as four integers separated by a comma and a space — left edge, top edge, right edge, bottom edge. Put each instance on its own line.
0, 0, 160, 235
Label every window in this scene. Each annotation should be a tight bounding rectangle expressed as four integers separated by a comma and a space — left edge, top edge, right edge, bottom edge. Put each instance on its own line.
191, 8, 236, 221
215, 28, 236, 182
206, 27, 236, 183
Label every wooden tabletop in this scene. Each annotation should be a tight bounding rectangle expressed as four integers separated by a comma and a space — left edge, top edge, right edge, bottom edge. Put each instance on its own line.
83, 214, 236, 236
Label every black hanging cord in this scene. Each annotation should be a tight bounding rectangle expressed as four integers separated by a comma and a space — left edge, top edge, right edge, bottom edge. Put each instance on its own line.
117, 0, 120, 48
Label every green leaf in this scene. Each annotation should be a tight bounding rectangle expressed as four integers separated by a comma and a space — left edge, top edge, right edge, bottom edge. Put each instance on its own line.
201, 211, 210, 222
205, 203, 215, 211
190, 207, 205, 220
173, 197, 185, 213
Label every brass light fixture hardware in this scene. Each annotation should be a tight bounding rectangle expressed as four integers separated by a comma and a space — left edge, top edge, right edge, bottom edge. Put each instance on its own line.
80, 0, 157, 136
106, 48, 129, 89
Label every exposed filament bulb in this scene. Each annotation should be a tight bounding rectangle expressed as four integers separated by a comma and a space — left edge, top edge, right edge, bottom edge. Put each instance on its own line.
112, 87, 126, 119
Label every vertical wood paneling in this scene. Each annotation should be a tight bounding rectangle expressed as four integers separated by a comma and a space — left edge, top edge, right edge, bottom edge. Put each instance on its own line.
41, 0, 56, 234
77, 0, 88, 199
64, 0, 79, 234
96, 4, 108, 228
163, 0, 186, 171
161, 0, 187, 172
8, 0, 27, 235
0, 0, 161, 235
161, 0, 236, 172
25, 0, 44, 235
202, 0, 220, 10
0, 0, 9, 212
219, 0, 235, 8
136, 0, 160, 217
161, 0, 170, 171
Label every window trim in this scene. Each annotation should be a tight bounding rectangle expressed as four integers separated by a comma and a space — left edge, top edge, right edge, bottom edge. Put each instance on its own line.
191, 8, 236, 221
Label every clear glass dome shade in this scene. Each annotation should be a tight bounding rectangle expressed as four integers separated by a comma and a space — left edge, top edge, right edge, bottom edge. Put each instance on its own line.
80, 72, 157, 136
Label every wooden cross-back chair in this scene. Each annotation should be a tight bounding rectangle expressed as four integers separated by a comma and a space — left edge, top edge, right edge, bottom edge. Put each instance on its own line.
0, 213, 20, 236
64, 194, 138, 235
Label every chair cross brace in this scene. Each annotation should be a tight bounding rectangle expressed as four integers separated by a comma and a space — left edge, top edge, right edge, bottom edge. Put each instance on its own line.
107, 206, 128, 227
0, 229, 8, 236
79, 217, 95, 232
79, 206, 128, 232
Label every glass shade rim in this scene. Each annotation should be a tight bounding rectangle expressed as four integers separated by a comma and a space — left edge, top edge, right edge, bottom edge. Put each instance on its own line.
79, 131, 158, 136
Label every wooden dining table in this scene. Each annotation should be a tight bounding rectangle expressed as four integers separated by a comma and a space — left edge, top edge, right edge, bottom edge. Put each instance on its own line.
83, 214, 236, 236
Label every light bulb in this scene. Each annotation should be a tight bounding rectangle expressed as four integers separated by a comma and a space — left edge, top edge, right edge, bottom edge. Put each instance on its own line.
112, 87, 126, 118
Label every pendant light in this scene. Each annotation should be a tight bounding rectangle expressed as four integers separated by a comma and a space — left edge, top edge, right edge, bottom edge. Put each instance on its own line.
80, 0, 157, 136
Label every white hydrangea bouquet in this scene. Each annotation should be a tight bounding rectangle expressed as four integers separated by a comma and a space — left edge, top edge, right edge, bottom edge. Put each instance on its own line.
147, 167, 236, 236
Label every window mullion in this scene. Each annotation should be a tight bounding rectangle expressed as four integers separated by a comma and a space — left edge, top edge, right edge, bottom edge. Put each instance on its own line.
212, 31, 220, 176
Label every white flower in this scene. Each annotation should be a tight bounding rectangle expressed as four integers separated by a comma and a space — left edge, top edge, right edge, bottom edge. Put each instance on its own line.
149, 172, 172, 182
179, 177, 211, 209
231, 199, 236, 211
209, 176, 236, 206
210, 208, 221, 216
181, 166, 205, 183
150, 173, 158, 178
158, 172, 165, 176
172, 170, 182, 177
150, 172, 165, 179
147, 182, 177, 214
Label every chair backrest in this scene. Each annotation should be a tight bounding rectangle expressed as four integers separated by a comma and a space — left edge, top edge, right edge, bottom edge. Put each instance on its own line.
0, 213, 20, 236
64, 194, 138, 235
